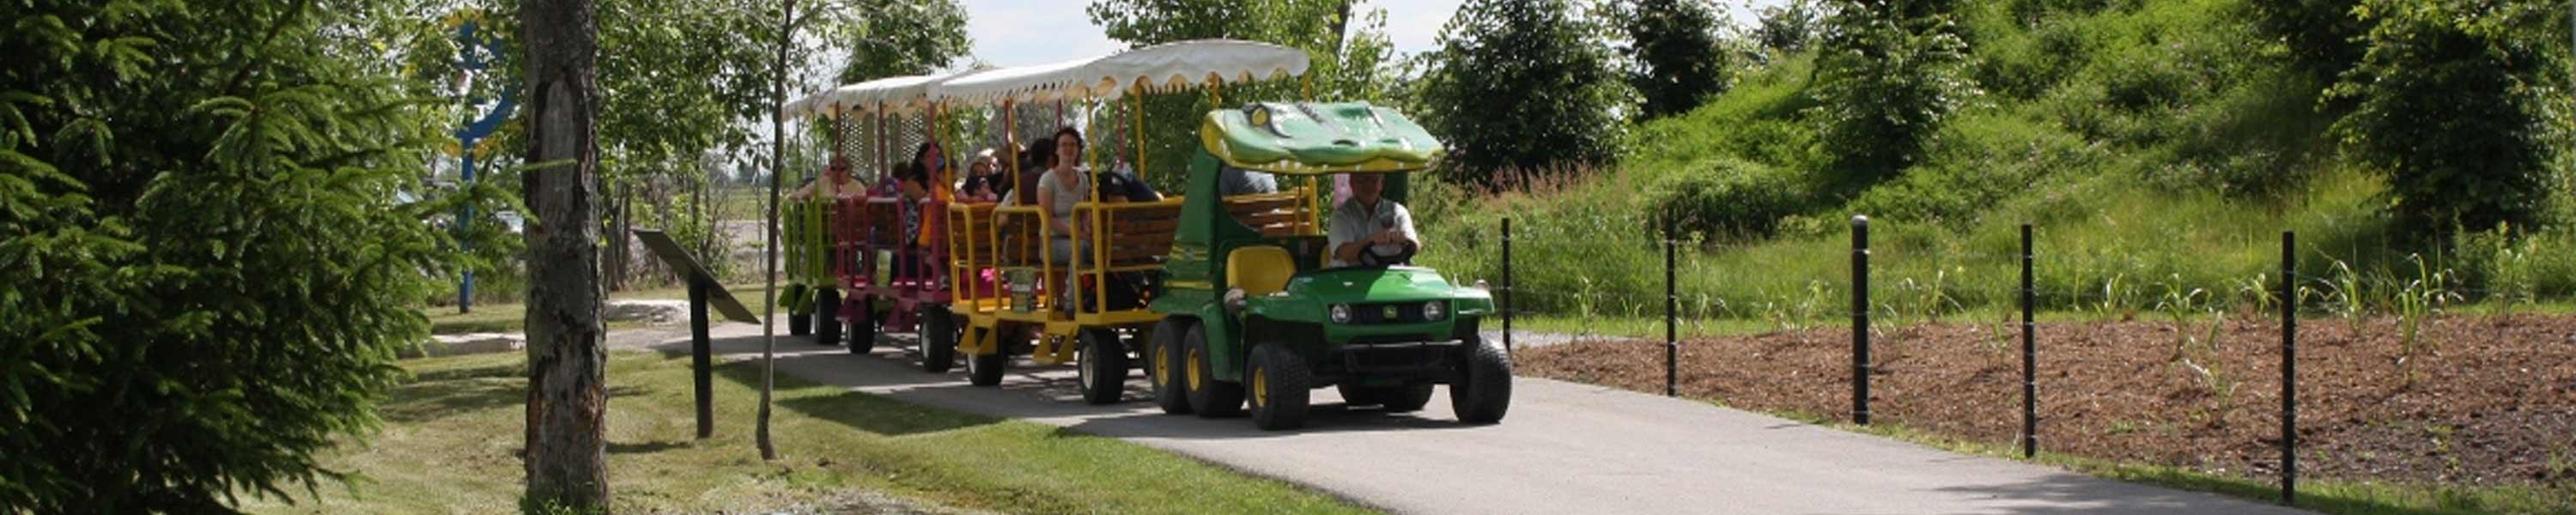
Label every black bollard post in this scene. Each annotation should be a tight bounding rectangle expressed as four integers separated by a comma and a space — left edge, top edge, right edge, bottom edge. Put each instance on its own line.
2281, 231, 2298, 505
2021, 224, 2038, 459
689, 277, 714, 439
1503, 217, 1514, 355
1665, 215, 1679, 397
1851, 215, 1871, 426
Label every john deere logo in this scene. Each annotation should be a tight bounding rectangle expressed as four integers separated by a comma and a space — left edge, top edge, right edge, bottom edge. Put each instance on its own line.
1382, 306, 1400, 319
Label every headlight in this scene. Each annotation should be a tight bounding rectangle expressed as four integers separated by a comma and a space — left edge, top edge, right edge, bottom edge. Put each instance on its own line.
1422, 300, 1446, 321
1328, 304, 1352, 324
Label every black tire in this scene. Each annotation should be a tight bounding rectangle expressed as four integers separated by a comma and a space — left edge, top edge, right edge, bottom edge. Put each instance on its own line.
1078, 329, 1127, 405
1246, 344, 1311, 430
1340, 384, 1435, 412
787, 306, 811, 336
966, 326, 1006, 386
920, 306, 956, 373
848, 295, 877, 354
813, 288, 841, 347
1149, 318, 1194, 415
1183, 324, 1244, 417
1449, 336, 1512, 424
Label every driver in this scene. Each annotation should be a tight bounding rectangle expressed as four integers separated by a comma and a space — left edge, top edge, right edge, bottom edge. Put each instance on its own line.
1327, 173, 1418, 267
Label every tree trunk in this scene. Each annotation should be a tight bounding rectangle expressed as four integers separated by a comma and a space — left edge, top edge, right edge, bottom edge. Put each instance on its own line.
612, 175, 630, 291
757, 0, 794, 462
519, 0, 609, 509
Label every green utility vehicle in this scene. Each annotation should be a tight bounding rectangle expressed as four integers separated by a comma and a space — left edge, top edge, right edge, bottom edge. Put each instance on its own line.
1147, 101, 1510, 430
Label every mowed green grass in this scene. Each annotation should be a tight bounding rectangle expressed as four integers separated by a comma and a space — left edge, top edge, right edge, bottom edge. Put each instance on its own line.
239, 351, 1373, 514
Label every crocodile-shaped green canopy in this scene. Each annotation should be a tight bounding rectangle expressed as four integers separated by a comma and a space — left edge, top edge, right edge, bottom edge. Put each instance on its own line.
1200, 101, 1443, 174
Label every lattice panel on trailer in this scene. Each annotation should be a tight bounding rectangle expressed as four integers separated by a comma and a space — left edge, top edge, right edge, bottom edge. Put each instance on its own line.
833, 115, 859, 168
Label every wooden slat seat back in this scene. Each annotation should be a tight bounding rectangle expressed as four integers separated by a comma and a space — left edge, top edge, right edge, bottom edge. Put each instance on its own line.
1076, 199, 1185, 268
988, 206, 1050, 269
1223, 191, 1317, 238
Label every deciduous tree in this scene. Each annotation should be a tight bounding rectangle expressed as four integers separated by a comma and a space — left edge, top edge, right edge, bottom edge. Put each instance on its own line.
518, 0, 611, 508
1417, 0, 1626, 184
1613, 0, 1731, 119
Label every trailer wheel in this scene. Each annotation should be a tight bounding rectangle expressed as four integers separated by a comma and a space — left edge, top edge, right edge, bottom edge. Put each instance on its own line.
848, 295, 877, 354
1449, 335, 1512, 424
920, 306, 955, 373
1149, 318, 1194, 415
813, 288, 841, 348
1078, 329, 1127, 404
1183, 324, 1244, 417
966, 325, 1006, 386
1247, 344, 1311, 430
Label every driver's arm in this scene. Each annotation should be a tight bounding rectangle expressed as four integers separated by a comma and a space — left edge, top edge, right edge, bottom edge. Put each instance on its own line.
1327, 206, 1364, 266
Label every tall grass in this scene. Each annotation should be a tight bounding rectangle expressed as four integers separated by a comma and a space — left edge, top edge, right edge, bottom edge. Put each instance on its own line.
1409, 0, 2576, 326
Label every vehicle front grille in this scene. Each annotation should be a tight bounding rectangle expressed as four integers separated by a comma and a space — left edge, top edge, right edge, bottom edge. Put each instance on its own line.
1346, 302, 1427, 324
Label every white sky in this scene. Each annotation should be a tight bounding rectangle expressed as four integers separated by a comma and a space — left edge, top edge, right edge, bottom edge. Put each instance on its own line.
959, 0, 1790, 69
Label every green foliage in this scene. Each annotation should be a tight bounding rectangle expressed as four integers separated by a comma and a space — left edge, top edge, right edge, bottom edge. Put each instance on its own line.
1751, 0, 1823, 55
1417, 0, 1628, 184
835, 0, 971, 83
1807, 0, 1978, 191
2244, 0, 2367, 82
1612, 0, 1733, 119
1, 0, 461, 510
1646, 157, 1812, 240
2330, 0, 2569, 236
1844, 112, 2100, 226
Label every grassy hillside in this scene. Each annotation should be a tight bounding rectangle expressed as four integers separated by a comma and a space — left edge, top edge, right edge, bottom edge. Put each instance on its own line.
1413, 0, 2576, 324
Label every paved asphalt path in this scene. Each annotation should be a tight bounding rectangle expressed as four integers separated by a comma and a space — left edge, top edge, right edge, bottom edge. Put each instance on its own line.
653, 323, 2309, 515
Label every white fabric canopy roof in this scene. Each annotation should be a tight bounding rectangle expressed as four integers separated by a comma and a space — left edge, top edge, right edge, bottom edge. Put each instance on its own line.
931, 39, 1310, 105
783, 39, 1311, 119
781, 71, 969, 119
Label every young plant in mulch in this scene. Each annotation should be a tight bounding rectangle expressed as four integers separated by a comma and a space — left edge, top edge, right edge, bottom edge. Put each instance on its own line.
2391, 254, 2462, 389
2326, 258, 2372, 336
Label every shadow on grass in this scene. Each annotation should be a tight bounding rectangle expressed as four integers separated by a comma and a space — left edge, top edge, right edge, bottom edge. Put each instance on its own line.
607, 440, 689, 454
385, 371, 649, 425
709, 356, 1002, 437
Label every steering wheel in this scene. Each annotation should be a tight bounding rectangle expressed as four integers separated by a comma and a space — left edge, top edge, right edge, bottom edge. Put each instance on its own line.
1357, 240, 1417, 267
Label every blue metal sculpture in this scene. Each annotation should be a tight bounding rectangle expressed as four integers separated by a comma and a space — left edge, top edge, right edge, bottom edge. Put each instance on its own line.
452, 13, 517, 313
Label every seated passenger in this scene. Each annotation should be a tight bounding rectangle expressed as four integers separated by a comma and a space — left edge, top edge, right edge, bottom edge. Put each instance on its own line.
1035, 127, 1091, 269
999, 137, 1054, 206
1095, 162, 1161, 203
1218, 164, 1277, 196
1327, 173, 1418, 268
787, 156, 863, 200
960, 148, 1004, 203
1035, 128, 1095, 312
892, 159, 933, 279
912, 141, 954, 203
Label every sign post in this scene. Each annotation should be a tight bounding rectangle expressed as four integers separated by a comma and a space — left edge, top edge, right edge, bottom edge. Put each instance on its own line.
635, 229, 758, 438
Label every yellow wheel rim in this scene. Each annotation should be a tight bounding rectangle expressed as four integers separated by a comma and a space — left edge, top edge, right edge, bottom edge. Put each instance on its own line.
1153, 346, 1170, 385
1251, 367, 1268, 408
1187, 348, 1203, 391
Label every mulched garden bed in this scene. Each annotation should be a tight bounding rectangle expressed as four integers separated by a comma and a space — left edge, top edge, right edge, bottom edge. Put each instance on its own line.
1518, 313, 2576, 489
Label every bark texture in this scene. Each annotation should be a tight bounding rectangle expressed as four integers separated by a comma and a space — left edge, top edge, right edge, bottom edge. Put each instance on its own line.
519, 0, 610, 509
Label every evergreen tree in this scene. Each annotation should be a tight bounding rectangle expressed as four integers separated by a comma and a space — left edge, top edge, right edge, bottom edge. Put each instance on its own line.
0, 0, 465, 510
